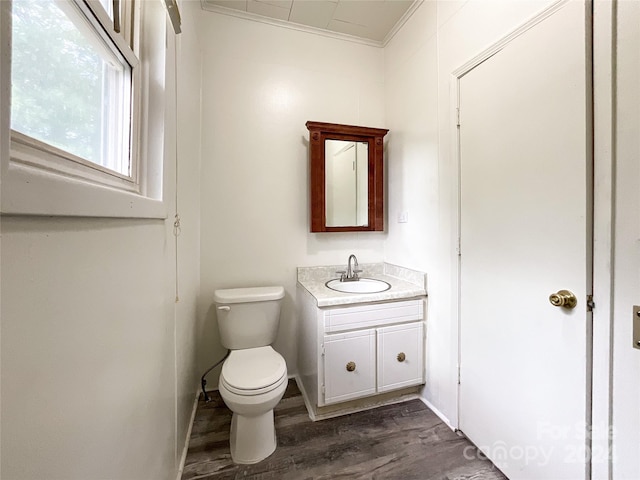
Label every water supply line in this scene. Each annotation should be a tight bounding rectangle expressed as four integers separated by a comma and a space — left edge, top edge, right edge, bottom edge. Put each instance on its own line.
200, 350, 230, 402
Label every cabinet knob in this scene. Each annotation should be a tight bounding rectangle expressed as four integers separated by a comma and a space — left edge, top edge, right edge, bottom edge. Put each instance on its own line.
346, 361, 356, 372
397, 352, 406, 362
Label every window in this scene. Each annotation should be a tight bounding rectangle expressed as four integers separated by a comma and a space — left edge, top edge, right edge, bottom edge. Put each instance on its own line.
11, 0, 133, 177
0, 0, 167, 218
11, 0, 137, 186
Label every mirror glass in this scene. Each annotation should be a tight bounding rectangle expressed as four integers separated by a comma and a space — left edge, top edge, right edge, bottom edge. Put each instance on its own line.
324, 139, 368, 227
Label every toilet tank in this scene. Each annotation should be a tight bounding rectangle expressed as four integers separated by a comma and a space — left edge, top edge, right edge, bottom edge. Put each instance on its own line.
214, 286, 285, 350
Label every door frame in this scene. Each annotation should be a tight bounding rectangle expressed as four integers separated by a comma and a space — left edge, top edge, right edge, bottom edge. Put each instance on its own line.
447, 0, 615, 477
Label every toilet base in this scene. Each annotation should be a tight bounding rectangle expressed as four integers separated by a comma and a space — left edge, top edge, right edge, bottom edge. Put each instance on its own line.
229, 410, 277, 464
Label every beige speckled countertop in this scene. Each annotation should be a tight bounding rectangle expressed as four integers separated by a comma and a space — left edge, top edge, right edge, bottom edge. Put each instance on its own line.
297, 263, 427, 307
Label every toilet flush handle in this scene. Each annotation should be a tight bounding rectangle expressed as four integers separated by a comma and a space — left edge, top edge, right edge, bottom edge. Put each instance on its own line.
217, 306, 231, 311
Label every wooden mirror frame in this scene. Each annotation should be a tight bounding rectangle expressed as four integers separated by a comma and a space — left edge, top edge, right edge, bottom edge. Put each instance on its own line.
306, 121, 389, 232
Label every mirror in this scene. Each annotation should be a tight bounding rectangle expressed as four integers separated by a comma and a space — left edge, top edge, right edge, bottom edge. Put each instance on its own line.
306, 121, 389, 232
325, 139, 368, 227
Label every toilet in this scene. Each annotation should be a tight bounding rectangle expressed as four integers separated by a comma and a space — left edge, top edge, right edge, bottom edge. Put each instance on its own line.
214, 285, 288, 464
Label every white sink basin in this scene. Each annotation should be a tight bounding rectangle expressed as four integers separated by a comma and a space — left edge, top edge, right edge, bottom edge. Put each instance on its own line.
325, 278, 391, 294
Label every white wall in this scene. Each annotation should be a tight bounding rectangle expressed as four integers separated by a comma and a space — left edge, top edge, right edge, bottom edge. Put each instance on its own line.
196, 0, 578, 428
384, 0, 557, 424
385, 4, 640, 477
383, 0, 441, 417
612, 1, 640, 477
191, 3, 639, 477
196, 12, 386, 379
173, 0, 203, 471
0, 2, 202, 479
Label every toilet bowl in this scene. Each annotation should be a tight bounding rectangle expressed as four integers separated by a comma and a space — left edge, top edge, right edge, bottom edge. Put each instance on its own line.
218, 346, 288, 464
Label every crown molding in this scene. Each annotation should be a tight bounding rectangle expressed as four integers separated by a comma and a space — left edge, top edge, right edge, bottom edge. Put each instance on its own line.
200, 0, 425, 48
200, 1, 386, 47
382, 0, 423, 47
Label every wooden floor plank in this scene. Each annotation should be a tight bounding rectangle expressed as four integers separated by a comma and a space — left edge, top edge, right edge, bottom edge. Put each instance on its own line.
182, 380, 507, 480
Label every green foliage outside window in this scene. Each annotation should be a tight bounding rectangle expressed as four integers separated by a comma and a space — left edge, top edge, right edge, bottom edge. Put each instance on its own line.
11, 0, 105, 163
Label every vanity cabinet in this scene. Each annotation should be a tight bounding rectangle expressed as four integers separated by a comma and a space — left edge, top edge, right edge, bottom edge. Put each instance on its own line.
323, 321, 424, 404
297, 290, 426, 418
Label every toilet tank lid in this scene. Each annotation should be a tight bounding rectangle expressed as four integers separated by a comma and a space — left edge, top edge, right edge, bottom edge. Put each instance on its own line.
214, 286, 285, 304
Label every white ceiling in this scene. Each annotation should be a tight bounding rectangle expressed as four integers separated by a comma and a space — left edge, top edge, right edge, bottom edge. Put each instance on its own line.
200, 0, 418, 45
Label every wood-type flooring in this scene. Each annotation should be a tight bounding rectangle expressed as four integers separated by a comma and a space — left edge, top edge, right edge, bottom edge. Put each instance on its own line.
181, 380, 506, 480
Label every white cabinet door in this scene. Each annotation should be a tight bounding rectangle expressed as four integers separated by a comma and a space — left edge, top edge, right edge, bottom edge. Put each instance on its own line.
323, 329, 376, 405
377, 323, 424, 392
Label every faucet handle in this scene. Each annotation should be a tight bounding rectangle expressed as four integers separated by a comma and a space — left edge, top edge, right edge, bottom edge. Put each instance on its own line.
336, 270, 347, 281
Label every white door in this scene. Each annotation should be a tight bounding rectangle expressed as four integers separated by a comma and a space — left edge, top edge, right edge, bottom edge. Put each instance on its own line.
458, 2, 591, 479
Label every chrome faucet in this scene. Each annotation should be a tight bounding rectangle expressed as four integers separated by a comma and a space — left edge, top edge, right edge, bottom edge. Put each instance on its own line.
337, 254, 362, 282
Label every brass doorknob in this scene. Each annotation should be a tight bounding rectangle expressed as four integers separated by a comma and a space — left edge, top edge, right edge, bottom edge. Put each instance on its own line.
549, 290, 577, 309
346, 361, 356, 372
397, 352, 406, 362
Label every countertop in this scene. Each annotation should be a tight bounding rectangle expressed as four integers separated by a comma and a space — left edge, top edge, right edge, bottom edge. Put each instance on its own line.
297, 263, 427, 307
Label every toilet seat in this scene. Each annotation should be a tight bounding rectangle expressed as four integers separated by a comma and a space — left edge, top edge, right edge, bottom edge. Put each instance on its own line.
221, 346, 287, 396
221, 373, 287, 396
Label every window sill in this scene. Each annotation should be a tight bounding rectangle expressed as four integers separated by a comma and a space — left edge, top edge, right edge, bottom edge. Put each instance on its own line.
1, 161, 166, 219
0, 0, 168, 220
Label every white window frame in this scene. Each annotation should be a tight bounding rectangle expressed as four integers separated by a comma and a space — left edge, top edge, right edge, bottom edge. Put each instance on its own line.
0, 0, 167, 218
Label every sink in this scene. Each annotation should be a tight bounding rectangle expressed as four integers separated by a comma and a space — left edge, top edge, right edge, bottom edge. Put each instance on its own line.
325, 278, 391, 294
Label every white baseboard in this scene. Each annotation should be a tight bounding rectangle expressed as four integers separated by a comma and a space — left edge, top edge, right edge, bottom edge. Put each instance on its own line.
420, 397, 455, 431
293, 374, 317, 421
176, 386, 201, 480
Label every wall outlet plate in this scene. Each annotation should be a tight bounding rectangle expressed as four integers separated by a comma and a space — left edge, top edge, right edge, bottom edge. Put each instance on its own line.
633, 306, 640, 350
